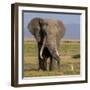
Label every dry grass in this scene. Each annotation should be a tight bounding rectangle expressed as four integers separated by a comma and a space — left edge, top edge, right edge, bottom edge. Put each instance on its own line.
23, 39, 80, 77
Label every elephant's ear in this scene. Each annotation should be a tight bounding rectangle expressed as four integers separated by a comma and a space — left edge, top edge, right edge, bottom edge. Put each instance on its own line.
27, 18, 41, 35
27, 19, 35, 35
58, 20, 65, 34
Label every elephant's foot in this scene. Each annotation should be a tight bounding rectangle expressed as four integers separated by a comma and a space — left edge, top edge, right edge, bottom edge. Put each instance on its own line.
49, 59, 60, 71
38, 68, 47, 71
38, 64, 47, 71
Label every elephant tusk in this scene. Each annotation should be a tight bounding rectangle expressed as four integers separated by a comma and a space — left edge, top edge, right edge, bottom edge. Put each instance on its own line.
40, 36, 46, 59
56, 49, 59, 57
40, 51, 43, 59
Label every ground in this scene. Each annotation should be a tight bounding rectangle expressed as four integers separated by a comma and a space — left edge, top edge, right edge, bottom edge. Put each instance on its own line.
23, 38, 80, 77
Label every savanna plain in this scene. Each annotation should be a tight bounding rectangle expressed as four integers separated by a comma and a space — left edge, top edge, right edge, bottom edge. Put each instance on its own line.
24, 38, 80, 77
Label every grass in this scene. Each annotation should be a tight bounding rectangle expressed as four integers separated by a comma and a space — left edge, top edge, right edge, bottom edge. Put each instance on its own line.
23, 39, 80, 77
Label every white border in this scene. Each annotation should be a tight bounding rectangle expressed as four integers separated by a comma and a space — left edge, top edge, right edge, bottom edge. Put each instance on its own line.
18, 6, 86, 84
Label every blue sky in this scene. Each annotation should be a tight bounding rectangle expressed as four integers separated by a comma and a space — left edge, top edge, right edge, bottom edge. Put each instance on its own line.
23, 11, 80, 40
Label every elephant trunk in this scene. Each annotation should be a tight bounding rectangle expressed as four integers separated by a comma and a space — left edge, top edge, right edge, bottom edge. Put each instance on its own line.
40, 36, 46, 59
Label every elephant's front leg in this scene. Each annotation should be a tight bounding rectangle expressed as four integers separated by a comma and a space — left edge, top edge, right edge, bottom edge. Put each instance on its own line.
53, 51, 60, 71
56, 55, 60, 71
48, 46, 60, 71
43, 57, 48, 71
50, 56, 60, 71
38, 43, 42, 70
38, 53, 45, 71
38, 43, 46, 71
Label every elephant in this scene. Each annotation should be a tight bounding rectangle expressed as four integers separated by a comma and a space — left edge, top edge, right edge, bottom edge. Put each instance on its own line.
28, 17, 65, 71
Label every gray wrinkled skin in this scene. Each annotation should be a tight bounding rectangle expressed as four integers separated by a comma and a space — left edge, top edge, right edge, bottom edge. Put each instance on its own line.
28, 18, 65, 71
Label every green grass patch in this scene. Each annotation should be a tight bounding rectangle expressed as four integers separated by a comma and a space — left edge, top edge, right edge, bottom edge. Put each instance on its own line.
23, 39, 80, 77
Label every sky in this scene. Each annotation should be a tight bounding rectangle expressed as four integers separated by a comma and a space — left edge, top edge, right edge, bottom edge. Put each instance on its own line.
23, 11, 80, 40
